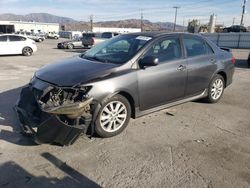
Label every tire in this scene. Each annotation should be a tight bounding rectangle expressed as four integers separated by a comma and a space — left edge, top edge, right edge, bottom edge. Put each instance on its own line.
95, 94, 131, 138
67, 44, 74, 49
248, 58, 250, 67
22, 47, 33, 56
38, 38, 42, 42
54, 36, 58, 40
84, 45, 88, 48
205, 74, 225, 103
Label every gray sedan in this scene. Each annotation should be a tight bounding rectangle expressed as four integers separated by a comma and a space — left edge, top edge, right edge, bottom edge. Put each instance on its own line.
16, 32, 235, 145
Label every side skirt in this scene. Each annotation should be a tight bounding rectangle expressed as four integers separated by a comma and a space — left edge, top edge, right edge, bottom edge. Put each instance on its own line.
135, 89, 208, 118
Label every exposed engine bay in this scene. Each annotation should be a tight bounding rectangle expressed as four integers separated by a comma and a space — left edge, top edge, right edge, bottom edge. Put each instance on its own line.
15, 77, 94, 145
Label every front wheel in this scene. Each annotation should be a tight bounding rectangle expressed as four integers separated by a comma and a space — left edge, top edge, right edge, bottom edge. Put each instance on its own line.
205, 75, 225, 103
95, 95, 131, 138
22, 47, 33, 56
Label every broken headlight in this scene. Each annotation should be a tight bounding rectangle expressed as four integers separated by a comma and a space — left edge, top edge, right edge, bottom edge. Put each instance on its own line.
36, 85, 93, 125
38, 86, 92, 108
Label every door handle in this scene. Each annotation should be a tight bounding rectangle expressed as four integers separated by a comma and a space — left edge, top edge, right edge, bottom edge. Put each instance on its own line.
177, 65, 186, 71
210, 58, 216, 64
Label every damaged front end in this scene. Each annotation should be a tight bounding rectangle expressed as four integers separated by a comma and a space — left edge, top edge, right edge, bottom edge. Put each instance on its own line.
15, 77, 94, 145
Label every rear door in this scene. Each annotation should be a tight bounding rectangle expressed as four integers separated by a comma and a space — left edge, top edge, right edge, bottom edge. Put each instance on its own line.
183, 36, 217, 96
8, 35, 27, 54
0, 36, 8, 55
137, 36, 187, 110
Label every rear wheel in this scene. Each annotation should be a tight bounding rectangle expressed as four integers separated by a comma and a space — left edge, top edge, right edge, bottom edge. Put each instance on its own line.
205, 74, 225, 103
22, 47, 33, 56
67, 44, 74, 49
95, 95, 131, 138
38, 38, 42, 42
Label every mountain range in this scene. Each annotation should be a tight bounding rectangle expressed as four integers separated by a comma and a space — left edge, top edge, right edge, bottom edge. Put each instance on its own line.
0, 13, 184, 31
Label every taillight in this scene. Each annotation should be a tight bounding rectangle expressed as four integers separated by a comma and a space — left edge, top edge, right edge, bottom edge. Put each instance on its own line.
231, 57, 236, 64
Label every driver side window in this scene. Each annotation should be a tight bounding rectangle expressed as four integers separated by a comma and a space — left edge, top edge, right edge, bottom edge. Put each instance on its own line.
143, 37, 182, 63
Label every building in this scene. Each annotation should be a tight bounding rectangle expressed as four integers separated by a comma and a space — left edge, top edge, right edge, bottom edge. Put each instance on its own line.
92, 27, 141, 33
0, 21, 59, 34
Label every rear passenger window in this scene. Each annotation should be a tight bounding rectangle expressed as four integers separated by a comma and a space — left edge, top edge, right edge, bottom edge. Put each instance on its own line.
144, 37, 182, 63
0, 36, 7, 42
9, 36, 26, 41
184, 38, 207, 57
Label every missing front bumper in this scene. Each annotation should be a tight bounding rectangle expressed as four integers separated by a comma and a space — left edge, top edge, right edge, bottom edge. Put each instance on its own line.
15, 84, 93, 146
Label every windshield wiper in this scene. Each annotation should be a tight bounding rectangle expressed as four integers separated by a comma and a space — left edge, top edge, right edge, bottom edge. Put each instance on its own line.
82, 55, 110, 63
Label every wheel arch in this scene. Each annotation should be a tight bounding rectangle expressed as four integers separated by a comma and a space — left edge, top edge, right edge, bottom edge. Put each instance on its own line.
117, 91, 136, 119
216, 71, 227, 87
22, 46, 33, 51
99, 91, 136, 119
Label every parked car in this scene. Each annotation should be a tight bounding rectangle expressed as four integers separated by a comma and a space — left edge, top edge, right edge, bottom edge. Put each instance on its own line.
57, 38, 83, 49
16, 32, 235, 145
223, 25, 247, 32
82, 32, 118, 47
101, 32, 119, 39
17, 32, 45, 42
46, 32, 60, 39
0, 34, 37, 56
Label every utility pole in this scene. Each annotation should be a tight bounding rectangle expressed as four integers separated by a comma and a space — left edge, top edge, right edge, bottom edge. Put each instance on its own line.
90, 15, 93, 32
182, 17, 185, 32
140, 9, 143, 32
232, 17, 235, 25
173, 6, 180, 32
240, 0, 247, 26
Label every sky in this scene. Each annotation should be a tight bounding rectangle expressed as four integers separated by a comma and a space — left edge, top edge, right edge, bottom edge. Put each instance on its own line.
0, 0, 249, 26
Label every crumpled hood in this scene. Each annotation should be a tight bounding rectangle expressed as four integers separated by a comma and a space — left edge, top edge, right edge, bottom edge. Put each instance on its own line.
35, 56, 119, 86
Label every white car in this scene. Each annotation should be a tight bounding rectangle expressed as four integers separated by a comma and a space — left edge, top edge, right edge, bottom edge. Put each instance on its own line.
0, 34, 37, 56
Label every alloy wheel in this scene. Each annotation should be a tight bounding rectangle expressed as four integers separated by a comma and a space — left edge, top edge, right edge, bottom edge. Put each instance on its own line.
211, 78, 224, 100
99, 101, 127, 133
23, 47, 32, 56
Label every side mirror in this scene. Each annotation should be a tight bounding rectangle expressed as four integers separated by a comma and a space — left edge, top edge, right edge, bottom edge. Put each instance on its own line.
139, 56, 159, 68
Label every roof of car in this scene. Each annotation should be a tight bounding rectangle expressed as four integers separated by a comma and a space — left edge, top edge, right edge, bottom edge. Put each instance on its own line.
128, 32, 201, 38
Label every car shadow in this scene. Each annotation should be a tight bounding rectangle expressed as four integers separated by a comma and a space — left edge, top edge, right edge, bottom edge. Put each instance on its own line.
0, 86, 36, 146
0, 54, 23, 57
235, 58, 249, 69
0, 153, 101, 188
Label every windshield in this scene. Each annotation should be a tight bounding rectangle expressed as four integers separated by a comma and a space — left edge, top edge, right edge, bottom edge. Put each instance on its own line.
81, 34, 152, 64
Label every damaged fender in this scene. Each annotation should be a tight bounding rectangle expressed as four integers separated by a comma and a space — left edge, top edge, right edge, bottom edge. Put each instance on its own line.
15, 78, 95, 145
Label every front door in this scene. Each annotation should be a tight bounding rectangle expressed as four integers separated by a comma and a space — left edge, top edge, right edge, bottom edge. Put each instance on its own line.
137, 36, 187, 111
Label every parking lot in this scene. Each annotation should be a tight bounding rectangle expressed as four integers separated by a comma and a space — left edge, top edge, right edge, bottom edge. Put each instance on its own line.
0, 39, 250, 188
